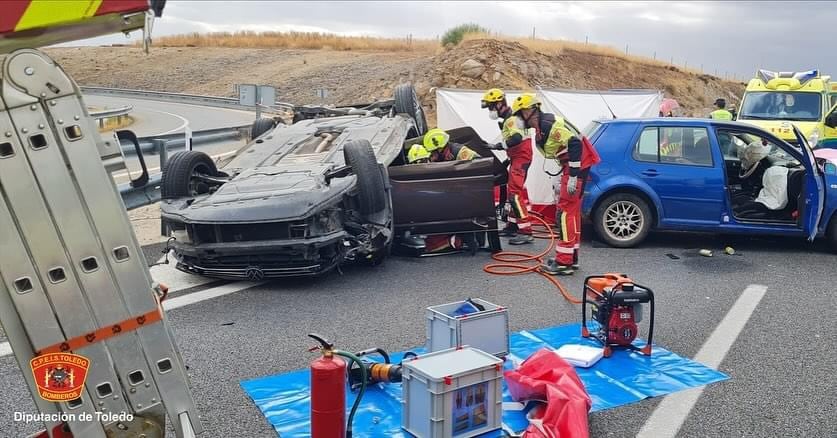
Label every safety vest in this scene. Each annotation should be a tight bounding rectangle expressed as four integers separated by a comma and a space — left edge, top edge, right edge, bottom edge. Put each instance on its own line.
535, 114, 600, 170
538, 119, 575, 159
0, 0, 149, 34
501, 115, 526, 142
710, 109, 733, 121
439, 142, 478, 161
660, 142, 681, 156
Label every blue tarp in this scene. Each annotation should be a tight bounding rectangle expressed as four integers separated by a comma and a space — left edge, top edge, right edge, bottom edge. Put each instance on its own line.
241, 323, 728, 436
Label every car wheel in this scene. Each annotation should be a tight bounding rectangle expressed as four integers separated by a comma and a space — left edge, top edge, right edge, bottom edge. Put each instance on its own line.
161, 151, 219, 199
250, 117, 277, 140
594, 193, 652, 248
394, 83, 427, 138
343, 139, 387, 216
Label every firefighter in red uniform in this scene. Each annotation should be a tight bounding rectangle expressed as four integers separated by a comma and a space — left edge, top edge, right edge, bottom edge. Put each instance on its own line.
512, 94, 600, 275
481, 88, 534, 245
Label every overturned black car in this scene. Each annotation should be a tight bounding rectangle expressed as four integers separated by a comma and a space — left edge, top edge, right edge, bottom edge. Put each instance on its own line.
160, 84, 507, 279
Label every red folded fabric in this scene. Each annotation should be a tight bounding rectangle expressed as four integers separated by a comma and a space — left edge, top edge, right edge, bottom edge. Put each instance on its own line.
505, 348, 592, 438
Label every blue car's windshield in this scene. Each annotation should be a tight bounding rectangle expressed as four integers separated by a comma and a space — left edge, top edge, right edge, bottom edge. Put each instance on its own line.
739, 91, 821, 122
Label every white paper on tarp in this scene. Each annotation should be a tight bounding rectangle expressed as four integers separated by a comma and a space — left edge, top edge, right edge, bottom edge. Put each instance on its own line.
435, 88, 663, 206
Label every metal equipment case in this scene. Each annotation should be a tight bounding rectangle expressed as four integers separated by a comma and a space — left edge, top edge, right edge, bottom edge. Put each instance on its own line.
426, 299, 510, 357
401, 347, 503, 438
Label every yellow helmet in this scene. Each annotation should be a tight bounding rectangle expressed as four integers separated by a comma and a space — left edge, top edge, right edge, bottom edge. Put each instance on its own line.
407, 144, 431, 163
511, 93, 541, 114
481, 88, 505, 108
423, 128, 450, 151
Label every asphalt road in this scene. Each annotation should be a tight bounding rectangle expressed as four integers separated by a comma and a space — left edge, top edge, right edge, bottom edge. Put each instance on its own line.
84, 95, 256, 137
1, 230, 835, 438
83, 94, 257, 184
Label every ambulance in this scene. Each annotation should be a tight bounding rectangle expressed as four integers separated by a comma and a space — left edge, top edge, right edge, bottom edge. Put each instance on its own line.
737, 69, 837, 149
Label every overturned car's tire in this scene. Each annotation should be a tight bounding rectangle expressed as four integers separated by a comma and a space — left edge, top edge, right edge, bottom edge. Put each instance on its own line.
343, 140, 387, 215
161, 151, 219, 199
394, 83, 427, 137
250, 117, 277, 140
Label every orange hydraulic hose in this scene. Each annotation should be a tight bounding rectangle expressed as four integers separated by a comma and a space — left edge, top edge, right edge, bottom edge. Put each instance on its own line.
483, 213, 581, 305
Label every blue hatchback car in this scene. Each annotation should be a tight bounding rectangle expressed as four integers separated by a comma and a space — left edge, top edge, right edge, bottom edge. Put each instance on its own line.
581, 118, 836, 250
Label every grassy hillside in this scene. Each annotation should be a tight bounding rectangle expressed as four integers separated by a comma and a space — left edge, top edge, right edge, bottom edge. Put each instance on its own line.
49, 32, 745, 123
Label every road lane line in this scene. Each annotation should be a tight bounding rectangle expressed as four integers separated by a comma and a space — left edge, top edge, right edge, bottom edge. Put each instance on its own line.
636, 284, 768, 438
0, 280, 261, 358
162, 281, 262, 311
151, 109, 189, 135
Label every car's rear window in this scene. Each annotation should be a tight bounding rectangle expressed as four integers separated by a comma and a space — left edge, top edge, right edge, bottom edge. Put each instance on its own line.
583, 121, 604, 140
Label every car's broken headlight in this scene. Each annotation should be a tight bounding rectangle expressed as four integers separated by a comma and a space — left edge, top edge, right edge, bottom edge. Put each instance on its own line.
311, 208, 342, 235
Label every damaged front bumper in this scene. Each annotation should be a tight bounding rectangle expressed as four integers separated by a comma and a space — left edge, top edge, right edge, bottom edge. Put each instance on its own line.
170, 230, 348, 279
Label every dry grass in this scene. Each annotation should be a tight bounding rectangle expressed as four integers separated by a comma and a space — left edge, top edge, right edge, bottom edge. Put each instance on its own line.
152, 31, 438, 52
151, 30, 712, 77
461, 32, 707, 76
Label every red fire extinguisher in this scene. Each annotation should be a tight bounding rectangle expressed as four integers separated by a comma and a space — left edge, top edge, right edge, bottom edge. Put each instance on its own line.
308, 334, 367, 438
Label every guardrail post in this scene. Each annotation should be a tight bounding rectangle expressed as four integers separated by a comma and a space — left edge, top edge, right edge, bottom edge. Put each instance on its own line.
154, 139, 169, 237
154, 139, 169, 170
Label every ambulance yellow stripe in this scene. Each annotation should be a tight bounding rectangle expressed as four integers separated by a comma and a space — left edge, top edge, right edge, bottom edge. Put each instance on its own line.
15, 0, 103, 32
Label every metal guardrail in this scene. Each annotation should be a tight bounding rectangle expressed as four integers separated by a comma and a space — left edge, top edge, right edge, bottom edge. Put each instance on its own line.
119, 173, 162, 211
81, 86, 293, 112
124, 124, 251, 155
84, 87, 257, 209
117, 124, 251, 210
90, 105, 133, 119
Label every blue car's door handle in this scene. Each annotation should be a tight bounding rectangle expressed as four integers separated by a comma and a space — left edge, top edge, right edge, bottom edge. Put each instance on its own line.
641, 169, 659, 177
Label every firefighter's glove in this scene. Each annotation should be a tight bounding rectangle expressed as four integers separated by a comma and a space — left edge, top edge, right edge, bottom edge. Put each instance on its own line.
490, 142, 506, 150
566, 175, 578, 195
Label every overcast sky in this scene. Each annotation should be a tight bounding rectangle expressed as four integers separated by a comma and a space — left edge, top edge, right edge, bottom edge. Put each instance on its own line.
72, 1, 836, 80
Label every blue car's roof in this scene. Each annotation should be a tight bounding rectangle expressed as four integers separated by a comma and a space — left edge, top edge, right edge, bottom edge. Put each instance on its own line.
595, 118, 752, 129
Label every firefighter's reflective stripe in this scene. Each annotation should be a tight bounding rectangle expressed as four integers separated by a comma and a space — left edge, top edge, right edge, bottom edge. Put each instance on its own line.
16, 0, 104, 32
560, 212, 569, 242
660, 142, 680, 156
511, 193, 528, 220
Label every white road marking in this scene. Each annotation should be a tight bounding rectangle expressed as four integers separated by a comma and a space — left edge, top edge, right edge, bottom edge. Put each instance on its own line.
162, 281, 262, 311
636, 284, 768, 438
149, 109, 189, 136
150, 261, 218, 291
0, 280, 261, 358
113, 150, 238, 180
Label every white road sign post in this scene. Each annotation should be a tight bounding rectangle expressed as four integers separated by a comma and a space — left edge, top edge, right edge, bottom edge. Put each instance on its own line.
238, 84, 275, 120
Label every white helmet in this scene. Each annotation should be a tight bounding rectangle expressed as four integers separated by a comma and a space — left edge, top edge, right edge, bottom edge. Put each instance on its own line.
739, 140, 770, 178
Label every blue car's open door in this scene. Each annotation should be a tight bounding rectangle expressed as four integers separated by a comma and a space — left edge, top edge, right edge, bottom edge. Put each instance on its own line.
793, 125, 826, 240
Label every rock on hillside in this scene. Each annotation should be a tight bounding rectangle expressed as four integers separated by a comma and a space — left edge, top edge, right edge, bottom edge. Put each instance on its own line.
47, 39, 743, 124
411, 39, 743, 121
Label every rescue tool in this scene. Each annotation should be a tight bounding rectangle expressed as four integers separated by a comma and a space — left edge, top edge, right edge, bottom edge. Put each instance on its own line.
347, 347, 417, 391
581, 274, 655, 358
